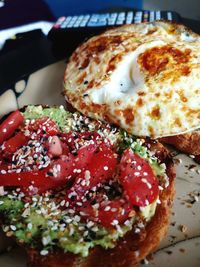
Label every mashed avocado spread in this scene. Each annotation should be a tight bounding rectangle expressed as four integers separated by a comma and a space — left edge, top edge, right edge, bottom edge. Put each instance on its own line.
0, 106, 168, 257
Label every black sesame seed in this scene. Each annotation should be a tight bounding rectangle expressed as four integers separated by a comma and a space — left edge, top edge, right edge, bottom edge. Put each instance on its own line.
46, 172, 54, 176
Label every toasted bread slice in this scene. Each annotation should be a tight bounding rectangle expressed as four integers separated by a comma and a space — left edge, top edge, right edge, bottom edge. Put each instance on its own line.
160, 130, 200, 155
27, 141, 175, 267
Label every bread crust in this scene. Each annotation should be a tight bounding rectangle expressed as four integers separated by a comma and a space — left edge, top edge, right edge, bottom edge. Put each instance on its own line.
160, 130, 200, 155
27, 142, 175, 267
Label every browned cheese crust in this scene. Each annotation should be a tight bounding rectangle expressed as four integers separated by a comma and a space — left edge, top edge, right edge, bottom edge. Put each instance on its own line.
64, 21, 200, 139
160, 130, 200, 155
27, 141, 175, 267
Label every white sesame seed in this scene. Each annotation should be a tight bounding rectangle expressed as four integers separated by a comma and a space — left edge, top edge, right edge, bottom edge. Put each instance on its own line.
74, 215, 81, 222
111, 208, 117, 212
68, 209, 75, 214
157, 198, 161, 204
60, 200, 66, 207
40, 250, 49, 256
137, 166, 142, 171
27, 223, 32, 230
81, 180, 86, 186
8, 120, 14, 125
111, 219, 119, 226
134, 250, 140, 257
65, 218, 72, 223
103, 166, 109, 171
84, 170, 91, 180
158, 185, 164, 191
42, 236, 51, 246
87, 221, 94, 228
2, 128, 7, 133
10, 225, 16, 231
0, 201, 4, 205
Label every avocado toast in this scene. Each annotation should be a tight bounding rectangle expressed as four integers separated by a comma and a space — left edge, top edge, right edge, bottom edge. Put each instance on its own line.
0, 105, 175, 266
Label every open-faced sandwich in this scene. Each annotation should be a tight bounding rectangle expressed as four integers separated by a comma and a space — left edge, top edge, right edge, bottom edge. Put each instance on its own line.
0, 105, 175, 267
64, 21, 200, 158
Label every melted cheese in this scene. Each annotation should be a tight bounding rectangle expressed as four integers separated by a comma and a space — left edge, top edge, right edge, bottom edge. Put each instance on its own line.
64, 21, 200, 138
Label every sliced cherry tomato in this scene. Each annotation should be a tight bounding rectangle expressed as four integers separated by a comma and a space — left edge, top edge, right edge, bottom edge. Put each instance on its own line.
60, 131, 102, 152
0, 110, 24, 145
3, 132, 28, 154
98, 199, 134, 228
27, 117, 59, 136
0, 168, 48, 187
66, 142, 118, 204
74, 143, 98, 170
119, 148, 159, 207
0, 155, 76, 194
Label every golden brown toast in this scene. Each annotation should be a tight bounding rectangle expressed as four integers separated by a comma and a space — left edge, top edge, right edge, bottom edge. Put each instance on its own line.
160, 130, 200, 155
27, 141, 175, 267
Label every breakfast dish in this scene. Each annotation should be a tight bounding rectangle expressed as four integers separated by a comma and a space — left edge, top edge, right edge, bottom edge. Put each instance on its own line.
64, 21, 200, 155
0, 105, 175, 267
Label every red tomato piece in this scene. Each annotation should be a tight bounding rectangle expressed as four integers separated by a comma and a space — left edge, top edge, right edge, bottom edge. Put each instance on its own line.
3, 132, 28, 154
98, 199, 134, 228
60, 131, 102, 152
66, 142, 118, 204
119, 148, 159, 207
0, 155, 76, 194
74, 143, 98, 170
27, 117, 59, 136
0, 110, 24, 145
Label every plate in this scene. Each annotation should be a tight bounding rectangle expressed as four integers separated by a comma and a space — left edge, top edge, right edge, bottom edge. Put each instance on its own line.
0, 62, 200, 267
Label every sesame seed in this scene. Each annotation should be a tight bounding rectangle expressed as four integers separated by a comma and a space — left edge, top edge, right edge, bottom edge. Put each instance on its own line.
68, 209, 75, 214
111, 208, 117, 212
65, 218, 72, 223
87, 221, 94, 228
74, 215, 81, 222
103, 166, 109, 171
60, 200, 66, 206
84, 170, 91, 180
40, 250, 49, 256
81, 180, 86, 186
157, 198, 161, 204
2, 128, 7, 133
111, 220, 119, 226
27, 223, 32, 230
42, 236, 51, 246
83, 230, 89, 237
10, 225, 16, 231
134, 250, 140, 257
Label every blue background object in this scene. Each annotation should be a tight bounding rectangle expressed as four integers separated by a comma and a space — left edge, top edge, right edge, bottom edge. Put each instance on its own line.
44, 0, 143, 17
